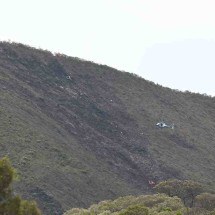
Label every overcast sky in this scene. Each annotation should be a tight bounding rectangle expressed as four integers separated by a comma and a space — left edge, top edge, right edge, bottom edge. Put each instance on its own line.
0, 0, 214, 96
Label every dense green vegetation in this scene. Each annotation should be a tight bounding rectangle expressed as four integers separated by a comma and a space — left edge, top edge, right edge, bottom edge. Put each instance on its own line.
0, 157, 41, 215
0, 41, 214, 214
64, 193, 215, 215
64, 194, 186, 215
154, 179, 203, 207
64, 180, 215, 215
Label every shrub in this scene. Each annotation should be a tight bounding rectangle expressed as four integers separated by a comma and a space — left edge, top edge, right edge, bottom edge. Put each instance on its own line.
154, 179, 203, 207
195, 193, 215, 211
119, 205, 148, 215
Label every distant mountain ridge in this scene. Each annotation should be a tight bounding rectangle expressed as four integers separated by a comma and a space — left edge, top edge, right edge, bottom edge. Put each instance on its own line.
0, 42, 214, 215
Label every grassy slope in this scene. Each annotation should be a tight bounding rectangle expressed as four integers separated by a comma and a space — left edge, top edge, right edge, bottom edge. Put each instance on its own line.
0, 42, 214, 214
112, 75, 215, 186
0, 43, 137, 214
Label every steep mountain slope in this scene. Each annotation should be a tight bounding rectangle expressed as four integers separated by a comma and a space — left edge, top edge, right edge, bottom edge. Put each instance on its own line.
0, 42, 214, 214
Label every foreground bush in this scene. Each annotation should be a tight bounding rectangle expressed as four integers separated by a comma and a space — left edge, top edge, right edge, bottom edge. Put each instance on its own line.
0, 156, 41, 215
154, 179, 203, 207
119, 205, 148, 215
64, 179, 215, 215
64, 194, 185, 215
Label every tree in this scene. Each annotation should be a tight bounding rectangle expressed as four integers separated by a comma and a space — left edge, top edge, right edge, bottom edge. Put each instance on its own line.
154, 179, 203, 207
0, 156, 41, 215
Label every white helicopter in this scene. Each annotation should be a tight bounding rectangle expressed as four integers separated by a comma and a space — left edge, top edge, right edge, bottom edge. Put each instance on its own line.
156, 121, 174, 129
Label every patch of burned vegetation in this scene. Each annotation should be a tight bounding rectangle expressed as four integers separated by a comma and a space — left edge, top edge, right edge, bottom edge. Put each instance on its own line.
169, 134, 196, 150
